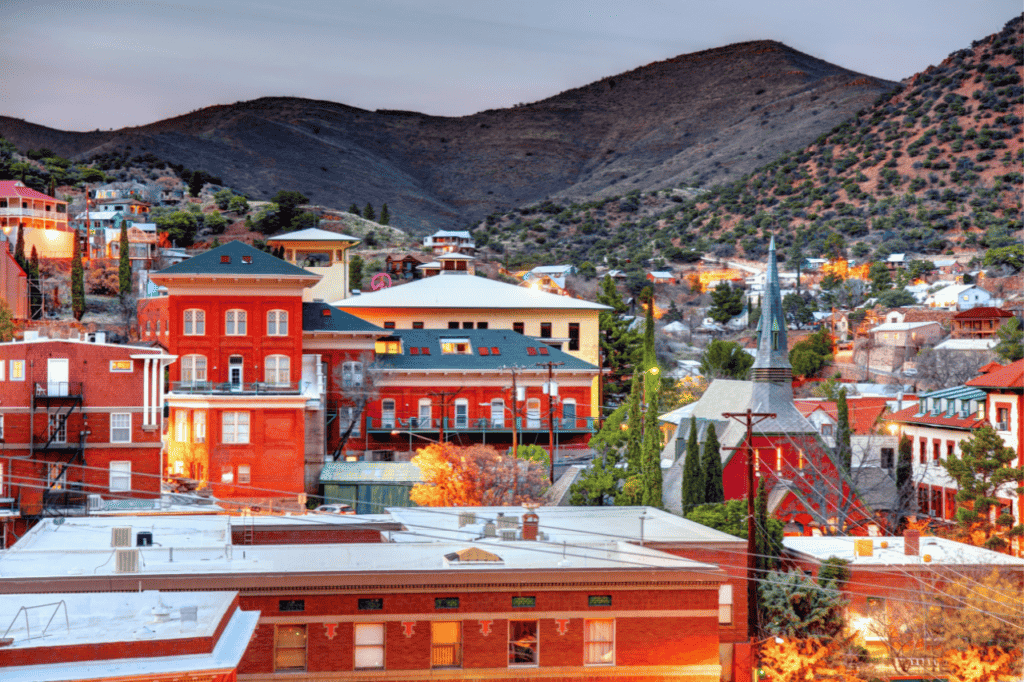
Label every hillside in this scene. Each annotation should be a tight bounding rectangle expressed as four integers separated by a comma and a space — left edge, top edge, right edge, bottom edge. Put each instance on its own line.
0, 41, 894, 233
477, 15, 1023, 269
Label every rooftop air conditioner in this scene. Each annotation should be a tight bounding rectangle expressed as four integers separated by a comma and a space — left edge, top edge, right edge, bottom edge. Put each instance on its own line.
87, 495, 104, 512
115, 548, 139, 573
500, 529, 518, 542
111, 526, 133, 547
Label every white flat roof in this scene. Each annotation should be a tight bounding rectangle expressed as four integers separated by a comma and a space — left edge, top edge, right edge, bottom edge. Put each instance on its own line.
267, 227, 359, 242
784, 536, 1024, 567
934, 338, 998, 351
869, 321, 940, 332
332, 275, 609, 310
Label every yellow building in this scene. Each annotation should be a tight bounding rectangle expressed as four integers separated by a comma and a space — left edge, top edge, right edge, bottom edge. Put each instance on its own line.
0, 181, 73, 258
268, 227, 360, 302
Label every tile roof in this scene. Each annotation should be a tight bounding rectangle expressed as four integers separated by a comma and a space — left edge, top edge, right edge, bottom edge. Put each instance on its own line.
965, 359, 1024, 389
267, 227, 360, 242
0, 180, 60, 202
375, 329, 597, 372
154, 240, 317, 279
302, 302, 383, 333
793, 397, 890, 435
953, 306, 1014, 320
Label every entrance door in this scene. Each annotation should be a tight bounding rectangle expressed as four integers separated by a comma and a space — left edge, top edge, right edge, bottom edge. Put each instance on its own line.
526, 399, 541, 429
229, 356, 243, 388
48, 358, 69, 396
491, 399, 504, 428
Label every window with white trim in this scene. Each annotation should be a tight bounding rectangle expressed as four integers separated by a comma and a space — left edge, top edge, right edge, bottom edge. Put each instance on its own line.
454, 399, 468, 429
48, 413, 67, 443
431, 622, 461, 669
221, 466, 234, 484
339, 407, 361, 437
265, 355, 290, 385
110, 413, 131, 443
418, 399, 432, 428
11, 360, 24, 381
175, 411, 187, 442
181, 355, 207, 383
109, 461, 131, 492
222, 412, 250, 444
237, 464, 251, 485
0, 414, 4, 440
183, 309, 205, 335
342, 361, 363, 387
584, 619, 615, 665
381, 400, 396, 429
267, 309, 288, 336
354, 623, 385, 670
718, 584, 733, 625
225, 309, 247, 335
0, 360, 5, 381
508, 620, 538, 666
194, 411, 206, 443
275, 624, 306, 672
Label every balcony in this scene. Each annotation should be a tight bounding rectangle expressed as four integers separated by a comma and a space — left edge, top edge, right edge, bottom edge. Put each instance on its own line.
367, 416, 595, 435
169, 381, 301, 395
34, 382, 84, 399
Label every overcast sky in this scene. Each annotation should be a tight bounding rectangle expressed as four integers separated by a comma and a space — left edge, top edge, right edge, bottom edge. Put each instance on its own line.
3, 1, 1019, 132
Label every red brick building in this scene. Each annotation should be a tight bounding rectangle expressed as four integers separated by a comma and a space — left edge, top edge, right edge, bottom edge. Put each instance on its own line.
0, 335, 174, 544
951, 306, 1015, 339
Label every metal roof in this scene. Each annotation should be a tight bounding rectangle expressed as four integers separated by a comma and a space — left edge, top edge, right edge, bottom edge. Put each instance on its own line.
302, 302, 383, 333
267, 227, 360, 242
374, 329, 597, 372
320, 462, 423, 484
154, 240, 317, 279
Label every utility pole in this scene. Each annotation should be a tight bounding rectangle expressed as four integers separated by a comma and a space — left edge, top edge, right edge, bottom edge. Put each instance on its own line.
536, 361, 564, 483
427, 388, 462, 443
723, 409, 775, 641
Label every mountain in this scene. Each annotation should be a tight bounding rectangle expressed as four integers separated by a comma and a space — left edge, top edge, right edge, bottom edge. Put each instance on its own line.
478, 15, 1023, 268
0, 41, 895, 233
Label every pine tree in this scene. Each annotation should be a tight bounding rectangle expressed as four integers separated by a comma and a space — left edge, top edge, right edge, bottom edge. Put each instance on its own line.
701, 423, 724, 504
363, 203, 376, 221
379, 203, 390, 225
71, 228, 85, 320
14, 223, 25, 270
681, 417, 703, 513
896, 434, 914, 519
639, 291, 662, 507
29, 246, 41, 319
596, 277, 641, 405
623, 369, 643, 475
348, 203, 360, 215
118, 222, 131, 296
835, 388, 852, 472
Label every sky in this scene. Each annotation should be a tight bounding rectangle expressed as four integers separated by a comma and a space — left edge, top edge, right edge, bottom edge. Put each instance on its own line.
3, 1, 1020, 132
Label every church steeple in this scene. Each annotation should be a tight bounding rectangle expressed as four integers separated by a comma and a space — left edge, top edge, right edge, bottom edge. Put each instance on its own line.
752, 236, 791, 384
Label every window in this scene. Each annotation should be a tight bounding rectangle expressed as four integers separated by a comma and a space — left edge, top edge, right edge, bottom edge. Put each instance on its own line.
418, 399, 432, 428
440, 338, 471, 354
490, 398, 505, 428
383, 321, 396, 329
279, 599, 305, 612
109, 461, 131, 492
568, 322, 580, 351
339, 407, 361, 437
275, 625, 306, 672
225, 309, 247, 335
183, 309, 204, 335
585, 619, 615, 665
265, 355, 290, 385
526, 398, 541, 429
511, 596, 535, 608
933, 440, 940, 462
175, 411, 187, 442
0, 360, 5, 381
718, 584, 733, 624
0, 415, 4, 440
267, 310, 288, 336
194, 411, 206, 443
49, 413, 67, 444
181, 355, 207, 383
109, 360, 132, 372
947, 441, 955, 459
996, 406, 1010, 431
222, 412, 250, 444
509, 620, 538, 666
540, 322, 552, 338
11, 360, 24, 381
412, 321, 424, 329
431, 622, 461, 668
221, 466, 234, 484
358, 598, 383, 611
588, 595, 612, 607
381, 400, 396, 429
237, 464, 251, 485
448, 321, 460, 329
435, 597, 459, 609
919, 438, 927, 465
476, 321, 488, 329
462, 321, 473, 330
342, 361, 363, 388
562, 399, 576, 428
880, 448, 894, 469
110, 413, 131, 443
513, 322, 525, 335
454, 399, 468, 429
355, 623, 385, 669
821, 423, 834, 437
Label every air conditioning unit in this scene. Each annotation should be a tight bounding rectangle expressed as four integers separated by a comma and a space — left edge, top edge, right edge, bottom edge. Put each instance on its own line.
87, 495, 104, 512
115, 548, 139, 573
499, 529, 518, 542
111, 526, 133, 547
458, 512, 476, 527
997, 421, 1008, 431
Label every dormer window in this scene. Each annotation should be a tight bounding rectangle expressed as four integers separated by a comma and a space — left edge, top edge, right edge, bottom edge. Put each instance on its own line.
221, 255, 231, 264
375, 338, 402, 355
440, 338, 471, 355
242, 255, 252, 264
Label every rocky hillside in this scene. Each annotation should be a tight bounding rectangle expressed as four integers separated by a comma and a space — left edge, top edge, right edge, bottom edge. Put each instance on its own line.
0, 41, 894, 233
478, 15, 1022, 269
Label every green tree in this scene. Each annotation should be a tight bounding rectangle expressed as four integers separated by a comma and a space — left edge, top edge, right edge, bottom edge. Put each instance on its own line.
701, 422, 724, 504
896, 434, 914, 524
755, 478, 781, 578
639, 293, 662, 507
271, 190, 310, 233
596, 277, 641, 404
875, 288, 917, 308
379, 203, 390, 225
571, 406, 626, 505
71, 228, 85, 320
686, 498, 784, 549
350, 255, 364, 291
994, 316, 1023, 362
348, 203, 360, 215
868, 261, 892, 294
681, 418, 703, 514
0, 300, 14, 342
823, 233, 847, 261
118, 222, 131, 296
835, 389, 852, 472
154, 211, 199, 246
363, 203, 376, 221
205, 211, 228, 234
29, 246, 41, 319
14, 223, 25, 270
789, 329, 833, 379
213, 189, 234, 210
187, 170, 205, 197
787, 237, 804, 293
708, 281, 744, 323
227, 195, 249, 214
622, 370, 643, 480
782, 292, 815, 327
699, 340, 753, 380
983, 244, 1023, 272
759, 564, 849, 641
662, 300, 683, 323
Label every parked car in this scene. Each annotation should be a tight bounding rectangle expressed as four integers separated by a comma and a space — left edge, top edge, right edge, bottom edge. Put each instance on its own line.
315, 503, 355, 515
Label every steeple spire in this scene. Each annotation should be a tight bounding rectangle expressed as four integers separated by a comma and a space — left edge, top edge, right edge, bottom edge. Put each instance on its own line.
752, 236, 791, 384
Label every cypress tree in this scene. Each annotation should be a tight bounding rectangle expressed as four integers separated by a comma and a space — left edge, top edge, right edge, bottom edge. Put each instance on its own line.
379, 203, 390, 225
641, 377, 662, 507
701, 423, 724, 504
71, 228, 85, 320
118, 222, 131, 296
623, 369, 643, 475
896, 434, 914, 519
14, 223, 25, 270
836, 388, 852, 472
29, 246, 41, 319
681, 417, 703, 513
754, 477, 777, 577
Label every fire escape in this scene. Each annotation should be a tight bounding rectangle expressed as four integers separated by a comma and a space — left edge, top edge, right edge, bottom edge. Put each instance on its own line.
31, 381, 86, 516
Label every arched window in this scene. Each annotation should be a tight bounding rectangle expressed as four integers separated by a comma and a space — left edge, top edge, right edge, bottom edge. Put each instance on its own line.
267, 310, 288, 336
265, 355, 290, 385
183, 309, 205, 335
225, 309, 247, 336
181, 355, 207, 384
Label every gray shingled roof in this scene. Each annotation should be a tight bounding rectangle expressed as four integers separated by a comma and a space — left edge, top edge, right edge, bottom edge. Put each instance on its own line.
374, 329, 597, 372
303, 302, 383, 334
155, 240, 314, 278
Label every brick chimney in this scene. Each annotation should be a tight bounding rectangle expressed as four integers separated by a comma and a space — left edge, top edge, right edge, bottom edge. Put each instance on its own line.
522, 511, 539, 541
904, 529, 920, 556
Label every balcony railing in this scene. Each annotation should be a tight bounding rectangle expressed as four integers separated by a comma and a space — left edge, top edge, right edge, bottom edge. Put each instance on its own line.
33, 382, 84, 399
368, 416, 595, 434
0, 208, 66, 220
169, 381, 301, 395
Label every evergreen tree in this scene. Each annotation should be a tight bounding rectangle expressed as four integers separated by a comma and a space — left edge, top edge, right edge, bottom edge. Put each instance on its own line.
348, 203, 360, 215
754, 478, 780, 578
596, 277, 641, 405
639, 291, 662, 506
623, 369, 643, 475
0, 300, 14, 342
118, 222, 131, 296
71, 228, 85, 320
350, 255, 364, 292
379, 203, 390, 226
701, 423, 724, 504
363, 203, 376, 221
835, 388, 852, 472
29, 246, 41, 319
994, 317, 1023, 362
896, 434, 914, 520
662, 299, 683, 323
570, 406, 626, 506
14, 223, 25, 270
681, 417, 703, 513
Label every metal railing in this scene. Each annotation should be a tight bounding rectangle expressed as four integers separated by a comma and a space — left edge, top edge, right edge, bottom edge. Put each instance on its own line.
33, 382, 84, 398
368, 416, 595, 433
170, 381, 301, 395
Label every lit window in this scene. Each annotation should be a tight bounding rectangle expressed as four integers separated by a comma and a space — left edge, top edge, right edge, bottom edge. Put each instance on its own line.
509, 620, 538, 666
718, 585, 733, 625
183, 309, 204, 335
110, 413, 131, 443
175, 411, 187, 442
267, 310, 288, 336
11, 360, 24, 381
440, 338, 471, 354
225, 309, 247, 335
109, 461, 131, 492
431, 622, 461, 668
221, 466, 234, 484
237, 464, 251, 485
275, 625, 306, 672
584, 619, 615, 665
49, 413, 67, 443
265, 355, 290, 385
342, 361, 363, 387
775, 446, 783, 472
223, 412, 250, 444
354, 623, 385, 670
194, 411, 206, 443
181, 355, 207, 384
375, 339, 402, 354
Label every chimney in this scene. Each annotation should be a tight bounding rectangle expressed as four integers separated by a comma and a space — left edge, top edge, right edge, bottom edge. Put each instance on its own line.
904, 529, 920, 556
522, 511, 539, 541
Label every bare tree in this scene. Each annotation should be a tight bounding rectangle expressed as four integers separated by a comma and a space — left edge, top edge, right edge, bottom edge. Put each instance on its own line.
330, 351, 381, 460
913, 348, 993, 391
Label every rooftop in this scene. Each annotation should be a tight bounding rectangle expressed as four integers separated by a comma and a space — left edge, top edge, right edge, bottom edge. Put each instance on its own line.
373, 329, 597, 372
153, 240, 318, 281
302, 301, 383, 334
320, 461, 423, 484
965, 359, 1024, 389
784, 535, 1024, 567
953, 306, 1013, 320
266, 227, 359, 242
0, 181, 61, 202
869, 321, 941, 333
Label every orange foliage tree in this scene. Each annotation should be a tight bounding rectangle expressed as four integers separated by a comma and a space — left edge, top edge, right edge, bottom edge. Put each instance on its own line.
758, 638, 861, 682
944, 645, 1021, 682
410, 443, 548, 507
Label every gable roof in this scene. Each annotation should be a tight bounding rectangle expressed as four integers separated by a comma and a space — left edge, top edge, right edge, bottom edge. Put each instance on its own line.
302, 302, 383, 334
332, 275, 609, 311
0, 181, 60, 202
953, 306, 1014, 320
793, 397, 890, 435
374, 329, 597, 372
267, 227, 360, 242
965, 359, 1024, 389
153, 240, 317, 280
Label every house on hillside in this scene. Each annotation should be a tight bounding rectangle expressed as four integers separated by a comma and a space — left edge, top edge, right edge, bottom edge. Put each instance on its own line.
925, 283, 994, 310
385, 252, 426, 280
423, 230, 475, 255
0, 181, 73, 259
951, 306, 1015, 339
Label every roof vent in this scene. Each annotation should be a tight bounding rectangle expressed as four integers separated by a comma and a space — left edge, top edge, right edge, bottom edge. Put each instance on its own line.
111, 526, 133, 547
321, 308, 331, 316
179, 605, 198, 631
115, 548, 140, 573
220, 255, 231, 264
241, 255, 252, 264
458, 512, 476, 527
